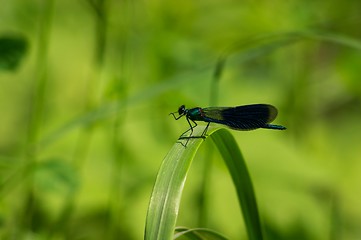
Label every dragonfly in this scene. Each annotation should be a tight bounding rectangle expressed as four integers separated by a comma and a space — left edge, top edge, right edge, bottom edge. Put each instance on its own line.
170, 104, 286, 146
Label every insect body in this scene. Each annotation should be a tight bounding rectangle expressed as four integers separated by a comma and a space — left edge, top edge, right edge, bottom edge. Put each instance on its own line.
170, 104, 286, 146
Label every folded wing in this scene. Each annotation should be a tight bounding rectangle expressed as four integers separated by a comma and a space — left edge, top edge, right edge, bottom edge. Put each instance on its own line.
202, 104, 278, 130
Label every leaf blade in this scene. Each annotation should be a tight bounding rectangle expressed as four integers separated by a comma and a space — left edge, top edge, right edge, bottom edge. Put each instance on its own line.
211, 129, 263, 240
174, 227, 229, 240
145, 127, 263, 240
144, 127, 206, 240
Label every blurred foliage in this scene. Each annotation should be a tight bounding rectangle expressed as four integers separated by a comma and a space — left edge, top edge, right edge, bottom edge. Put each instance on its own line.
1, 0, 361, 239
0, 35, 27, 71
0, 36, 27, 70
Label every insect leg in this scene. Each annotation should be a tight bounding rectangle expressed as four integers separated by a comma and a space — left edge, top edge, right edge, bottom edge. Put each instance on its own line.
179, 117, 197, 137
169, 112, 184, 120
178, 118, 199, 147
200, 122, 210, 137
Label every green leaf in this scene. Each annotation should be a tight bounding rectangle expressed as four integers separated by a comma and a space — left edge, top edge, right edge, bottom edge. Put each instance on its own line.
144, 127, 206, 240
0, 35, 28, 71
210, 129, 263, 240
144, 127, 263, 240
174, 227, 229, 240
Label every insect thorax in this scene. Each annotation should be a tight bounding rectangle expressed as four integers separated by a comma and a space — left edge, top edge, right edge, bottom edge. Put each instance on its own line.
187, 108, 205, 121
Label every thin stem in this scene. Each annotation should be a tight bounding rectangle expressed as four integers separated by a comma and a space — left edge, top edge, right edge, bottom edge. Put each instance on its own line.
49, 0, 109, 237
21, 0, 54, 234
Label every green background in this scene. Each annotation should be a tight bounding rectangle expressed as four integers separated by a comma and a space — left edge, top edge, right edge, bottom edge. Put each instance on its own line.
1, 0, 361, 239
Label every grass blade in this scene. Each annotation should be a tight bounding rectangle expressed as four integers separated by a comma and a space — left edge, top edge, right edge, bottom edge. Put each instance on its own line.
174, 227, 229, 240
145, 127, 263, 240
210, 129, 263, 240
144, 127, 207, 240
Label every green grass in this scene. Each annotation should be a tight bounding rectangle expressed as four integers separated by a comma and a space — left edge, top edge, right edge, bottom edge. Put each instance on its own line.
145, 127, 263, 240
174, 227, 228, 240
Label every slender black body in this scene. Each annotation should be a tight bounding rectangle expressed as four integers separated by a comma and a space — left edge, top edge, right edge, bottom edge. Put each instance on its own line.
170, 104, 286, 146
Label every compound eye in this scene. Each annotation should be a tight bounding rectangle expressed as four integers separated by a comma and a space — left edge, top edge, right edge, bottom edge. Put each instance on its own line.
178, 105, 185, 115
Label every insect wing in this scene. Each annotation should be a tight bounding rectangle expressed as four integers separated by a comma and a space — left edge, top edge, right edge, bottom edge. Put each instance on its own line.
203, 104, 278, 130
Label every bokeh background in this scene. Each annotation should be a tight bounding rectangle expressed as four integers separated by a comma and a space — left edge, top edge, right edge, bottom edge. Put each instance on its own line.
1, 0, 361, 239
